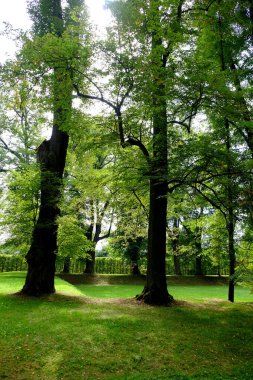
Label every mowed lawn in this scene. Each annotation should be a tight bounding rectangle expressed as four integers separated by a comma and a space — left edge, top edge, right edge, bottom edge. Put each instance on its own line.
75, 283, 253, 302
0, 272, 253, 380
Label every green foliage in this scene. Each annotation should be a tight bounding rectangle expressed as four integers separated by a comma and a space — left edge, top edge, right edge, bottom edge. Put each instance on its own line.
0, 255, 27, 272
95, 257, 130, 274
0, 273, 253, 379
28, 0, 64, 36
57, 215, 93, 258
0, 72, 43, 171
0, 164, 40, 254
28, 0, 87, 36
0, 254, 131, 274
1, 0, 253, 289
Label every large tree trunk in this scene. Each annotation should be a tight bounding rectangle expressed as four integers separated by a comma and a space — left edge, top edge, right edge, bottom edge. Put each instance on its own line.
137, 32, 172, 305
62, 256, 71, 274
137, 179, 173, 304
195, 255, 203, 276
136, 1, 175, 305
173, 255, 181, 276
84, 249, 96, 274
21, 0, 72, 295
84, 222, 94, 274
22, 128, 69, 295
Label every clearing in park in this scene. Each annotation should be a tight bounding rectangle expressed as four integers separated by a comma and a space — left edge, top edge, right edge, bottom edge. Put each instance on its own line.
0, 272, 252, 380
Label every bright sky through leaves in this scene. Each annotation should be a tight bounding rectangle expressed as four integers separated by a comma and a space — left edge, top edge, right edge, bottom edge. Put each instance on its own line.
0, 0, 110, 62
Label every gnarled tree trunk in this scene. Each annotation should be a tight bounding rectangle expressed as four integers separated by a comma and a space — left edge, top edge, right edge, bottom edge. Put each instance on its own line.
22, 126, 69, 295
21, 0, 73, 295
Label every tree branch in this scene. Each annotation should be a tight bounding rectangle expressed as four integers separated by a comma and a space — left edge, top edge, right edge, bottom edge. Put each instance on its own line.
191, 184, 227, 220
125, 136, 150, 160
131, 189, 149, 218
73, 84, 118, 112
0, 137, 22, 160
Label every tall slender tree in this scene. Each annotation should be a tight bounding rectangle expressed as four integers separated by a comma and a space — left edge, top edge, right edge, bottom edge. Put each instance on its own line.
75, 0, 192, 304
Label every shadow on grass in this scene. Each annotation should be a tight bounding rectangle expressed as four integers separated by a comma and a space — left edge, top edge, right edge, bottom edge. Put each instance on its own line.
2, 292, 253, 380
58, 273, 146, 285
1, 274, 253, 379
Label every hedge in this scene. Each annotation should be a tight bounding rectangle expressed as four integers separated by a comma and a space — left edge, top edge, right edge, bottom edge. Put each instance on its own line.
0, 255, 27, 272
0, 254, 229, 276
0, 255, 131, 274
56, 256, 131, 274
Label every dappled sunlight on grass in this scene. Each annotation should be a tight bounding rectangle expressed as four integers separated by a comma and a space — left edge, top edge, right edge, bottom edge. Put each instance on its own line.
55, 277, 84, 297
75, 284, 143, 299
72, 282, 253, 303
168, 284, 253, 303
0, 273, 253, 379
0, 272, 252, 303
0, 272, 26, 294
0, 273, 253, 380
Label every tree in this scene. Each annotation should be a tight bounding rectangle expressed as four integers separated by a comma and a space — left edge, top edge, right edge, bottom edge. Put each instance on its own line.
60, 115, 117, 274
21, 0, 89, 295
0, 165, 40, 253
74, 0, 199, 304
0, 66, 45, 255
0, 72, 43, 172
192, 0, 253, 301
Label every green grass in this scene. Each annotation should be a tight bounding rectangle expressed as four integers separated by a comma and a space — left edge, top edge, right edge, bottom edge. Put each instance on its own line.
75, 283, 253, 302
0, 272, 253, 380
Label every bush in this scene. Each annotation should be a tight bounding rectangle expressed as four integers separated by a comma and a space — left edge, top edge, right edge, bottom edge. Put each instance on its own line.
0, 254, 27, 272
95, 257, 130, 274
0, 254, 132, 274
0, 253, 230, 276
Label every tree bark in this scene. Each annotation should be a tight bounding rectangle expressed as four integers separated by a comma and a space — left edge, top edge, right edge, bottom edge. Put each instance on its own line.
172, 218, 182, 275
137, 1, 174, 305
195, 255, 203, 276
21, 0, 72, 295
225, 119, 236, 302
227, 215, 235, 302
125, 237, 143, 275
84, 249, 96, 274
137, 178, 173, 304
131, 262, 141, 275
62, 256, 71, 273
195, 226, 203, 276
21, 127, 69, 295
84, 200, 111, 274
217, 3, 236, 302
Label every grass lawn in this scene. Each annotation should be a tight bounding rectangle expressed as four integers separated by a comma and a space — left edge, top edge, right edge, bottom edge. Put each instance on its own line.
75, 283, 253, 302
0, 272, 253, 380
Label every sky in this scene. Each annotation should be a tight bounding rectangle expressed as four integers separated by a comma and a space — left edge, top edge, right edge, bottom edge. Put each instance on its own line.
0, 0, 111, 62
